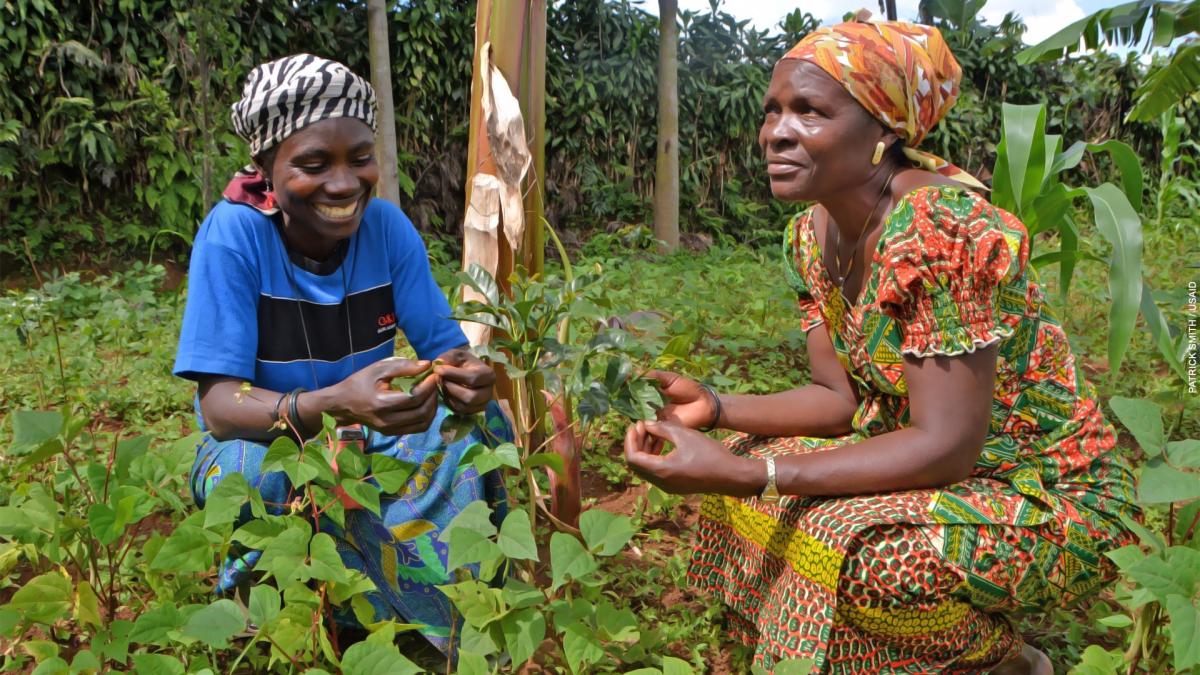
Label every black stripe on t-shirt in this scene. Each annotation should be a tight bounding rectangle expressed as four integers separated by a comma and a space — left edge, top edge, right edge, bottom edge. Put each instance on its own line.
257, 283, 397, 363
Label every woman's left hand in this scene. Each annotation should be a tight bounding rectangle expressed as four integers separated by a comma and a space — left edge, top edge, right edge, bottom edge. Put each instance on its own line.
434, 347, 496, 414
623, 420, 764, 497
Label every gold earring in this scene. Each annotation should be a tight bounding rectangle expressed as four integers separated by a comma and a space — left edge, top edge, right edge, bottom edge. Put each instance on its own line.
871, 141, 885, 166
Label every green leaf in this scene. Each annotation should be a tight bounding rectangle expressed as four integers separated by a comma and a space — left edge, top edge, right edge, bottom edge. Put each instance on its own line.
150, 525, 217, 573
445, 500, 502, 571
1126, 548, 1200, 601
335, 445, 370, 480
993, 103, 1047, 217
1165, 593, 1200, 671
1084, 183, 1143, 376
69, 649, 100, 673
563, 621, 605, 673
181, 599, 245, 648
1106, 544, 1146, 570
465, 442, 522, 474
307, 532, 349, 583
1085, 140, 1144, 214
1140, 282, 1188, 381
74, 581, 101, 629
440, 413, 478, 445
437, 580, 506, 629
10, 410, 62, 453
232, 517, 289, 549
501, 578, 545, 609
500, 607, 545, 666
525, 451, 566, 476
261, 435, 300, 473
256, 526, 312, 583
456, 650, 490, 675
128, 653, 184, 675
1097, 614, 1133, 628
7, 570, 72, 624
87, 502, 130, 546
663, 657, 697, 675
461, 264, 501, 305
202, 472, 254, 528
579, 509, 636, 556
1017, 1, 1150, 63
129, 605, 184, 646
448, 527, 503, 571
446, 500, 498, 538
1128, 43, 1200, 122
339, 479, 381, 516
111, 435, 151, 480
498, 509, 539, 561
550, 532, 598, 590
460, 621, 501, 656
249, 585, 280, 627
1109, 396, 1164, 457
340, 641, 422, 675
0, 608, 21, 637
596, 601, 638, 642
371, 455, 418, 493
1138, 458, 1200, 503
1068, 643, 1124, 675
1167, 440, 1200, 469
0, 506, 35, 540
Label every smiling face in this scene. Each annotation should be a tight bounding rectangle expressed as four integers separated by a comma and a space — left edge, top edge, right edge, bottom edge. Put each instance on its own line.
260, 116, 378, 259
759, 60, 897, 203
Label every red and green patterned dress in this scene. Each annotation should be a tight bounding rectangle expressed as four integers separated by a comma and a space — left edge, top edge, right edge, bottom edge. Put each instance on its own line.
689, 186, 1139, 672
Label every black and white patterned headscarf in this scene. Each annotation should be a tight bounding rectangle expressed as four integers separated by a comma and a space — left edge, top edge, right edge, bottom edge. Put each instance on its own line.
231, 54, 377, 158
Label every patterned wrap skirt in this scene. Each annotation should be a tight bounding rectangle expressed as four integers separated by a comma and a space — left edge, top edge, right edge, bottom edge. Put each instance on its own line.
689, 433, 1134, 673
189, 402, 511, 654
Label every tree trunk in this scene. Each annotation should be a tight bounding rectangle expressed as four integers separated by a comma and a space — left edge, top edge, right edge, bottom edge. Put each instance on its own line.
463, 0, 567, 523
654, 0, 680, 252
367, 0, 401, 208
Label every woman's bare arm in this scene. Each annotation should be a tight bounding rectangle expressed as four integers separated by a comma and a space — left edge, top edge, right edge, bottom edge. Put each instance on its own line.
716, 325, 861, 438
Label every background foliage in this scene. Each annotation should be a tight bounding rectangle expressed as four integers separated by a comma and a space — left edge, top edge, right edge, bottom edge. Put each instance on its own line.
1, 0, 1189, 270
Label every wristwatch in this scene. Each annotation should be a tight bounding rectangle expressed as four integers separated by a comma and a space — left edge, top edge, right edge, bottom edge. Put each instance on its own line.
760, 457, 781, 503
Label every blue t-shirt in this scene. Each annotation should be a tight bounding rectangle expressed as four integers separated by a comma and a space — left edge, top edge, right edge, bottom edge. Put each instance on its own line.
174, 198, 467, 393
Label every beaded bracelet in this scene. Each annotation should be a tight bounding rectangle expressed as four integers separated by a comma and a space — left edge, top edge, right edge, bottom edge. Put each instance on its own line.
697, 383, 723, 433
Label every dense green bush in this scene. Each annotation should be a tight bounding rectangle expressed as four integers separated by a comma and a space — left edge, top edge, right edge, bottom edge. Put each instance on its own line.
0, 0, 1182, 270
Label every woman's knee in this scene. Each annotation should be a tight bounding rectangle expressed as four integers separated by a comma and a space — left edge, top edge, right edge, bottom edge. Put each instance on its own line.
190, 436, 293, 512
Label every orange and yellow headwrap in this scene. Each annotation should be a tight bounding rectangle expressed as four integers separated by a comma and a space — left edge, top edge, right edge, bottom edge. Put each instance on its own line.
782, 18, 986, 190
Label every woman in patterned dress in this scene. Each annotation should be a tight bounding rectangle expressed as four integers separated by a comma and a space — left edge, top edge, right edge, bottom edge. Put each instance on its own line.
623, 18, 1138, 674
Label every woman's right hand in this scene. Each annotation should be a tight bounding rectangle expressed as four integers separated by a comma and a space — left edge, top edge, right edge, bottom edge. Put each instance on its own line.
648, 370, 719, 430
326, 357, 440, 435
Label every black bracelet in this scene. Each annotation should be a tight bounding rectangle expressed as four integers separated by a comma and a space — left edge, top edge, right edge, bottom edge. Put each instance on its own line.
271, 390, 289, 425
287, 388, 311, 439
698, 383, 723, 433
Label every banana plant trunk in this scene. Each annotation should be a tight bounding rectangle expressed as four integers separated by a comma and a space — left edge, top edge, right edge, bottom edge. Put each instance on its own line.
464, 1, 577, 525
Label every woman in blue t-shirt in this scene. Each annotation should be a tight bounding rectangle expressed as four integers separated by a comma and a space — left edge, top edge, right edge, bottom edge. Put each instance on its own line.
173, 54, 508, 654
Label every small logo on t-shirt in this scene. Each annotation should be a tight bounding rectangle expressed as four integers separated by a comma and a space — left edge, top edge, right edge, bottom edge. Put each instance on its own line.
377, 312, 397, 334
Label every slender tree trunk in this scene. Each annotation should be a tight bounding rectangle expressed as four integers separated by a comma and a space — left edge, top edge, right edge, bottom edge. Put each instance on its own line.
654, 0, 680, 252
464, 0, 562, 521
368, 0, 401, 208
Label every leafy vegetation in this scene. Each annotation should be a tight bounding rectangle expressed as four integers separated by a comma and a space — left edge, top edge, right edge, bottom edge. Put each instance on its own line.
2, 0, 1198, 672
1, 0, 1185, 266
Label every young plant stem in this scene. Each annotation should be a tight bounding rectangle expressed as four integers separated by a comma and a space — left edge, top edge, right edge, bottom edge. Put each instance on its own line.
16, 306, 48, 408
321, 584, 341, 660
22, 238, 67, 396
226, 631, 258, 674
